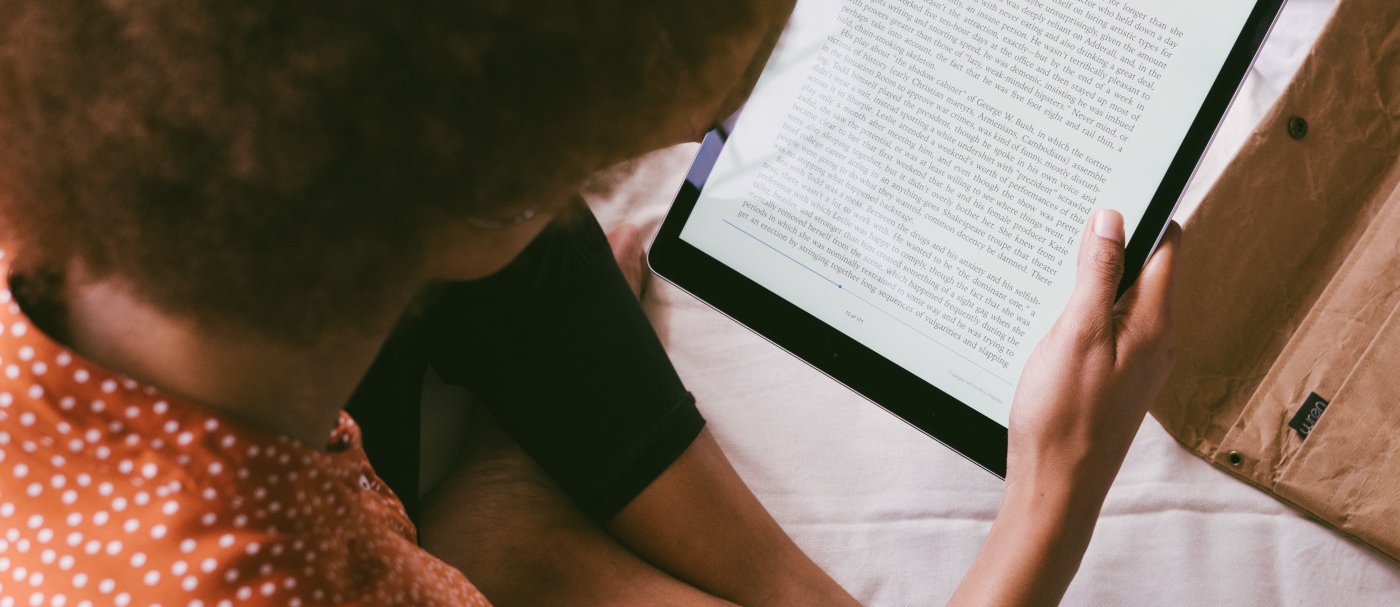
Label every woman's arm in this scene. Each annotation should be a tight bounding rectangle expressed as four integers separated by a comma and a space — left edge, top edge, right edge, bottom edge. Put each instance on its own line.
419, 408, 738, 606
419, 407, 855, 606
950, 211, 1180, 606
603, 224, 861, 606
608, 429, 861, 606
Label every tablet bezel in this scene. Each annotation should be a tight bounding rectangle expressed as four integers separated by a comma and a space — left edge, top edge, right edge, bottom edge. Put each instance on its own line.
649, 0, 1286, 477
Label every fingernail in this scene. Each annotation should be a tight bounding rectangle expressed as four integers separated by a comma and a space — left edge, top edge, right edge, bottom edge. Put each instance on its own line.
1094, 210, 1124, 244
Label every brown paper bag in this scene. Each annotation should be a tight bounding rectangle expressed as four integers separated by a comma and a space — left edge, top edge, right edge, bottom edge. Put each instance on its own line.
1150, 0, 1400, 563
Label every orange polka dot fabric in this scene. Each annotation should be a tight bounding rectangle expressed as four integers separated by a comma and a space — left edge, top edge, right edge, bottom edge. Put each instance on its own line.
0, 259, 491, 605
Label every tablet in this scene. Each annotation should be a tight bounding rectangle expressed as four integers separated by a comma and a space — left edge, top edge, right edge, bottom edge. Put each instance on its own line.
650, 0, 1284, 476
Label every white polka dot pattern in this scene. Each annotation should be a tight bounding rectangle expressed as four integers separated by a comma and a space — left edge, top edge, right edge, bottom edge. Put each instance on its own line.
0, 263, 490, 605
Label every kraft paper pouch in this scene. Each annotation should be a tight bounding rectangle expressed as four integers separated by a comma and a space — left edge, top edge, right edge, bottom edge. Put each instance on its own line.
1150, 0, 1400, 563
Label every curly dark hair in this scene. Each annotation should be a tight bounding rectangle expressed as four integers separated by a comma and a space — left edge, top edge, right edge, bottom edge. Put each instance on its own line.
0, 1, 761, 343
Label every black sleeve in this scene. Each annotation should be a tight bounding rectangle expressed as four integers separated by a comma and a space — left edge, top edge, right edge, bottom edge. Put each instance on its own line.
424, 205, 705, 523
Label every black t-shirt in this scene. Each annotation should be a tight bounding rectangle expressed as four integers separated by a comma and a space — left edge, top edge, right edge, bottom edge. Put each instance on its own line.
347, 205, 703, 523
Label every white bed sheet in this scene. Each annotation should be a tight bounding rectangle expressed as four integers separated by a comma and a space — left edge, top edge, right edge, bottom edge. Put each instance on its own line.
586, 1, 1400, 603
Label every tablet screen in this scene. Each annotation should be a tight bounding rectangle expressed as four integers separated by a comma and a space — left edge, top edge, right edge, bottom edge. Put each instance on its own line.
679, 0, 1259, 425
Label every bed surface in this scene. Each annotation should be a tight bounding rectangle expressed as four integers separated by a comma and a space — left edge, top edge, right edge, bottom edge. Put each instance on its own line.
587, 1, 1400, 603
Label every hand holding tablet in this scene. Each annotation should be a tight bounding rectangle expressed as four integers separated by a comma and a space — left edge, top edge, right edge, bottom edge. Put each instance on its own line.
652, 0, 1284, 475
1006, 211, 1178, 502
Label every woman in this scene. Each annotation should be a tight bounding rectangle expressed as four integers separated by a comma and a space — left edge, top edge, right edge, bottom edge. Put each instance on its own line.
0, 2, 1176, 604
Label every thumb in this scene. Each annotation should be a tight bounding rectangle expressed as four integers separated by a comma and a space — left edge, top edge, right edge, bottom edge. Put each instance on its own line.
1063, 210, 1126, 338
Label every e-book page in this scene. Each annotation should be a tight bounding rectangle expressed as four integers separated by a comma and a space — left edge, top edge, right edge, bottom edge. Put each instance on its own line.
681, 0, 1256, 425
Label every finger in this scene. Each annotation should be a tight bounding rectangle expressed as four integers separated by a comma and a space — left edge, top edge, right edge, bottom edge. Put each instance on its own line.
607, 223, 646, 299
1119, 221, 1180, 344
1063, 210, 1126, 338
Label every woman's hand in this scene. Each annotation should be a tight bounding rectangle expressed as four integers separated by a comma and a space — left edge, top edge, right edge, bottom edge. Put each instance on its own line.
1007, 209, 1178, 510
950, 210, 1179, 606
